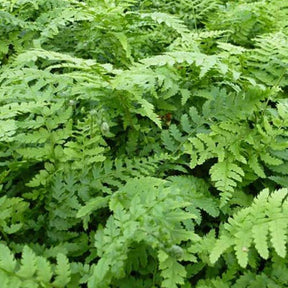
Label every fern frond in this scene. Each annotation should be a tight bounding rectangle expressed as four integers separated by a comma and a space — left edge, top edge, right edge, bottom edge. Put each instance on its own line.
206, 1, 274, 46
0, 244, 72, 288
89, 176, 198, 287
53, 253, 71, 287
0, 196, 28, 234
162, 106, 207, 155
141, 51, 229, 78
210, 188, 288, 267
167, 175, 220, 224
158, 250, 186, 288
74, 155, 170, 228
141, 12, 189, 36
247, 32, 288, 86
210, 161, 244, 207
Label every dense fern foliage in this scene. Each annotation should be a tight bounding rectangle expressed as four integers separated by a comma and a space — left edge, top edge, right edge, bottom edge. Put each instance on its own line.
1, 0, 288, 287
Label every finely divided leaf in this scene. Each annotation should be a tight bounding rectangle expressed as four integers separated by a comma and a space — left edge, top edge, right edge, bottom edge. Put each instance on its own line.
53, 254, 71, 287
159, 251, 186, 288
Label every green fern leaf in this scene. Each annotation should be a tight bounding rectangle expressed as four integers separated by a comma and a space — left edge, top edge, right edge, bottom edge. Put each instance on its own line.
234, 229, 253, 268
36, 257, 53, 284
138, 99, 162, 128
248, 154, 266, 178
199, 55, 217, 78
269, 176, 288, 187
53, 254, 71, 287
210, 235, 232, 264
210, 161, 244, 205
158, 251, 186, 288
269, 219, 287, 258
162, 130, 178, 152
210, 188, 288, 267
0, 244, 17, 273
180, 114, 192, 133
252, 223, 269, 260
260, 153, 283, 166
78, 196, 109, 216
180, 89, 190, 106
142, 12, 189, 36
169, 124, 184, 143
16, 246, 37, 278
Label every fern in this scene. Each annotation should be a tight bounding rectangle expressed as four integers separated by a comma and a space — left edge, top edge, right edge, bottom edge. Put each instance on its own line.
206, 1, 274, 46
0, 196, 28, 235
88, 176, 200, 287
210, 188, 288, 267
181, 110, 288, 205
167, 175, 220, 226
140, 0, 219, 29
246, 32, 288, 87
159, 250, 187, 288
141, 51, 230, 78
210, 160, 245, 206
141, 12, 189, 36
0, 244, 72, 288
2, 0, 288, 287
